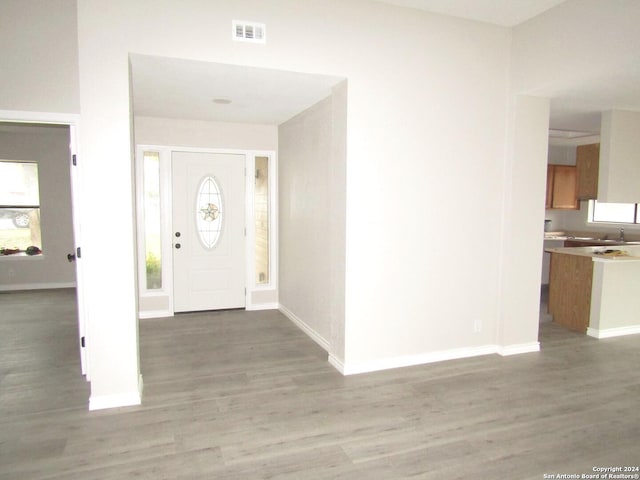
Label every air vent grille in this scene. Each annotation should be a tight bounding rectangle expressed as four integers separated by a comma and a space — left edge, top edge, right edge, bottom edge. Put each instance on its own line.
232, 20, 266, 43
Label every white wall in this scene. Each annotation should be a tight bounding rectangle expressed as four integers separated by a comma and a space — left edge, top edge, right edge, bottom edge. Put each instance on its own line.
498, 95, 549, 351
511, 0, 640, 100
590, 258, 640, 335
72, 0, 517, 396
0, 0, 79, 113
599, 110, 640, 203
279, 90, 346, 355
547, 145, 576, 166
134, 116, 277, 151
0, 124, 76, 289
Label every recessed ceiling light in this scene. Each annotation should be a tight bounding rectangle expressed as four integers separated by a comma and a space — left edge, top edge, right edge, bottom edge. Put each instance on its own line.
212, 97, 232, 105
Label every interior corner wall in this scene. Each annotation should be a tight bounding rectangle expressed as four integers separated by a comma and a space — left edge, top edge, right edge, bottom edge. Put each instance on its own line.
0, 124, 76, 289
279, 94, 337, 348
498, 95, 549, 349
0, 0, 80, 113
328, 81, 347, 363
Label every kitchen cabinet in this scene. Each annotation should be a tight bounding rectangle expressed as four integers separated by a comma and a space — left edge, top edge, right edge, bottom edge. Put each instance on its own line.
546, 165, 578, 210
576, 143, 599, 200
548, 252, 593, 332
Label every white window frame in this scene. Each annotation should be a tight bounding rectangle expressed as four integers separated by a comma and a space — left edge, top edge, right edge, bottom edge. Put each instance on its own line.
588, 200, 640, 225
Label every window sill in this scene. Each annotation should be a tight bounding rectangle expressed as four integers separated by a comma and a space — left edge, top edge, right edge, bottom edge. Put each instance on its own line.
0, 253, 44, 260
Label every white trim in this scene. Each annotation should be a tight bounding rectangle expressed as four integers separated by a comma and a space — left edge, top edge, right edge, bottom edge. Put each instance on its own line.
89, 375, 143, 411
496, 342, 540, 356
246, 302, 279, 311
0, 282, 76, 291
138, 310, 173, 319
0, 254, 45, 261
587, 325, 640, 339
0, 110, 80, 124
328, 354, 346, 374
330, 342, 540, 376
337, 345, 499, 376
279, 304, 330, 352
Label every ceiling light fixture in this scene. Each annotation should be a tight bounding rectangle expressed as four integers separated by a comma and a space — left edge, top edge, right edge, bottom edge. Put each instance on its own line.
212, 97, 232, 105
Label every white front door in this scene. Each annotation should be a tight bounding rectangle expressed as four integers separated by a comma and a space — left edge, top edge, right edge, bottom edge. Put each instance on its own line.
171, 151, 245, 312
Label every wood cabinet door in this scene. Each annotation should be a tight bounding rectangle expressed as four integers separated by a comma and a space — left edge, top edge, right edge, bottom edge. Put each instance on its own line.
551, 165, 578, 209
548, 253, 593, 333
576, 143, 599, 200
546, 165, 554, 209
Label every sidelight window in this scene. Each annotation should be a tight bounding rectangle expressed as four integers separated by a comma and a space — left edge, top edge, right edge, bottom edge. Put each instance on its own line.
142, 152, 162, 289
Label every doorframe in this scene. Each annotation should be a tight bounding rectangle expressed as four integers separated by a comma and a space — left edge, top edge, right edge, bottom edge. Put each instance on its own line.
135, 144, 278, 317
0, 109, 88, 378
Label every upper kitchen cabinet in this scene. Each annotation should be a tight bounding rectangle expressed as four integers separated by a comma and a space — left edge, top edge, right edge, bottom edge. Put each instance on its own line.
599, 110, 640, 203
546, 164, 578, 210
576, 143, 599, 200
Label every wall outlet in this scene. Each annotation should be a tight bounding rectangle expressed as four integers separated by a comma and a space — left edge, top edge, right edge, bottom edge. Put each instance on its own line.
473, 318, 482, 332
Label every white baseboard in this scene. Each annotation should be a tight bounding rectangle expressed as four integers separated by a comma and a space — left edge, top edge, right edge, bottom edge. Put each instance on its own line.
331, 342, 540, 376
89, 375, 144, 411
337, 344, 499, 376
276, 305, 540, 375
246, 302, 279, 311
587, 325, 640, 339
138, 310, 173, 319
0, 282, 76, 292
278, 304, 330, 352
328, 354, 346, 374
497, 342, 540, 356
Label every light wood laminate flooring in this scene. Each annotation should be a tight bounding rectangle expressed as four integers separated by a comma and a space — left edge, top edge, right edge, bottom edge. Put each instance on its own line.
1, 288, 639, 479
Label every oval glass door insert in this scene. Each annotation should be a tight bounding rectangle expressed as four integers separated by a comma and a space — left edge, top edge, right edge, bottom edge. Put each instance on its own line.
196, 176, 223, 249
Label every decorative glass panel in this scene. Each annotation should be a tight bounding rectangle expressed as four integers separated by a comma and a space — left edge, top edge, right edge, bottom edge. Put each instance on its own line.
254, 156, 269, 284
142, 152, 161, 289
197, 176, 223, 249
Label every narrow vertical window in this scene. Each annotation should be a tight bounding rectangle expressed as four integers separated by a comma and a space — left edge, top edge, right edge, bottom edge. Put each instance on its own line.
255, 156, 270, 284
143, 152, 162, 289
197, 176, 223, 249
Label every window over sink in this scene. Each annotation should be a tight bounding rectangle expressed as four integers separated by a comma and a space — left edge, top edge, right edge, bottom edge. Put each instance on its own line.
589, 200, 639, 224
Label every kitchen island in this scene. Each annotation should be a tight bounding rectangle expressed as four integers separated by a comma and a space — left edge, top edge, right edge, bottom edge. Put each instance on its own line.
545, 245, 640, 338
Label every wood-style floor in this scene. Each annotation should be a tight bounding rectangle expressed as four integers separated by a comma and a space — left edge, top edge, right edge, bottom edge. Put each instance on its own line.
1, 289, 639, 479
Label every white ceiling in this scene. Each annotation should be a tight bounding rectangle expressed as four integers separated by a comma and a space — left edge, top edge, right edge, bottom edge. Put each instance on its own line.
131, 55, 344, 125
374, 0, 567, 26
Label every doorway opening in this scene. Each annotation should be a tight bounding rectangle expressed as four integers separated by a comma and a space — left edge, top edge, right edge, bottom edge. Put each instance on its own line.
0, 113, 87, 381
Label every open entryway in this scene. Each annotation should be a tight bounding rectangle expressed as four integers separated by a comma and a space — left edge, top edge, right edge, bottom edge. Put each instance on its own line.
172, 151, 246, 312
0, 113, 87, 381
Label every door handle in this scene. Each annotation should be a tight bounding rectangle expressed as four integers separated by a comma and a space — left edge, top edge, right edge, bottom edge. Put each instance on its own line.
67, 253, 76, 262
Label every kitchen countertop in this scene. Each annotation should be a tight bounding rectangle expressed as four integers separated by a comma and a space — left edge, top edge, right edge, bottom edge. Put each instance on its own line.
544, 231, 640, 245
544, 245, 640, 262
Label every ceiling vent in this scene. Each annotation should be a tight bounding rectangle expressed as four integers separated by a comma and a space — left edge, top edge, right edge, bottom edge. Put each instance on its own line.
232, 20, 266, 44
